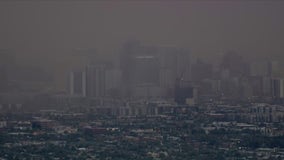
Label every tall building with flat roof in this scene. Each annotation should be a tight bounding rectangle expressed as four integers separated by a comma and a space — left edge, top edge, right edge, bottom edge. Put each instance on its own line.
69, 70, 86, 97
120, 41, 191, 98
271, 78, 284, 99
86, 65, 106, 98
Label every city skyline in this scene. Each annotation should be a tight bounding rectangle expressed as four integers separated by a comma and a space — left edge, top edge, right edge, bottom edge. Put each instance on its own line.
1, 1, 284, 159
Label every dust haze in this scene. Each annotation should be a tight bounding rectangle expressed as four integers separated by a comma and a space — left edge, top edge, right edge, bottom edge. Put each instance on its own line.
0, 1, 284, 90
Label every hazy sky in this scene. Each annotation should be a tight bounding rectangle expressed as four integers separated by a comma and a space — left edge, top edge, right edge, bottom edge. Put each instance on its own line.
1, 1, 284, 89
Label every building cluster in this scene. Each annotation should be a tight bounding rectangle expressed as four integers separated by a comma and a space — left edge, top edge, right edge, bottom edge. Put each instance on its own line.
69, 41, 195, 106
68, 41, 284, 108
1, 41, 284, 114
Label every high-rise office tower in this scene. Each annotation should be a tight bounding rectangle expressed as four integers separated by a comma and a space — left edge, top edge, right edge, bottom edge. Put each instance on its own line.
86, 65, 106, 98
132, 55, 159, 85
120, 41, 191, 98
69, 70, 86, 97
271, 78, 284, 98
262, 77, 272, 96
120, 40, 160, 97
105, 69, 122, 97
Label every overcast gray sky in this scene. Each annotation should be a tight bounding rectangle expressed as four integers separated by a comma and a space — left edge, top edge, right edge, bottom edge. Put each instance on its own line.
1, 1, 283, 89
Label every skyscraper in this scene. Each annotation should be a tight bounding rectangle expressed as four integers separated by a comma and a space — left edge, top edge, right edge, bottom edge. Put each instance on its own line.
120, 41, 191, 98
69, 70, 86, 97
86, 65, 106, 98
104, 68, 122, 99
